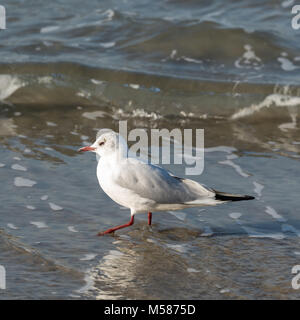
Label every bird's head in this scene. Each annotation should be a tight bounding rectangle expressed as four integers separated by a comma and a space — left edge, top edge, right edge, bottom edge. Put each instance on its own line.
78, 131, 128, 158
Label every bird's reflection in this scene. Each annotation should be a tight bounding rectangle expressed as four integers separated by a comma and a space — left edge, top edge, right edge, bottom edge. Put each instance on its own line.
82, 226, 202, 300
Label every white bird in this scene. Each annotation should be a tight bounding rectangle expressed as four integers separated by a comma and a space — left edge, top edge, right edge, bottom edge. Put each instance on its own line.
79, 131, 254, 236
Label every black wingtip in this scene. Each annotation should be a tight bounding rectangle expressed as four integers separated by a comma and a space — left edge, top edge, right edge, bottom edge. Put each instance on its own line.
241, 195, 255, 200
215, 191, 255, 202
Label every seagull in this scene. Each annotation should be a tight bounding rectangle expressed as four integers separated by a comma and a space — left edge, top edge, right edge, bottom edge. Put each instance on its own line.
79, 131, 254, 236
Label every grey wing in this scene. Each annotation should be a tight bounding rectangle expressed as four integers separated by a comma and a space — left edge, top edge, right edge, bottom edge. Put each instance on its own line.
114, 158, 215, 204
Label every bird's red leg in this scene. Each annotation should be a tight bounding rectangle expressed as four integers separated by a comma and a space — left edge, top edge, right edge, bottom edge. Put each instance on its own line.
97, 215, 134, 236
148, 212, 152, 226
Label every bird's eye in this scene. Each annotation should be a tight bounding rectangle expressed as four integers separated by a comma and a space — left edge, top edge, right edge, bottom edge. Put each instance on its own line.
99, 141, 104, 146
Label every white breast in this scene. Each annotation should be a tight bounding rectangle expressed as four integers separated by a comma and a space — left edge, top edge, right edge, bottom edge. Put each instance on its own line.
96, 157, 155, 214
96, 158, 131, 209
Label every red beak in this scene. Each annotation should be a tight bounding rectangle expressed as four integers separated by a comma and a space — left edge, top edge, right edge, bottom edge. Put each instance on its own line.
78, 146, 96, 152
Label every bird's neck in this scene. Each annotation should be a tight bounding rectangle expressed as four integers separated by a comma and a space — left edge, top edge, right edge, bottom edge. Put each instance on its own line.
100, 149, 127, 166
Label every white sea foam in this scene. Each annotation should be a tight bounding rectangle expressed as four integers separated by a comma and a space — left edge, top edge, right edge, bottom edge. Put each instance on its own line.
265, 206, 286, 222
129, 84, 140, 90
226, 154, 238, 160
37, 76, 52, 84
181, 56, 202, 64
279, 121, 297, 131
76, 90, 91, 99
26, 205, 36, 210
80, 254, 97, 261
242, 226, 285, 239
170, 49, 177, 59
218, 159, 250, 178
11, 164, 27, 171
118, 234, 131, 240
104, 9, 115, 21
49, 202, 63, 211
147, 238, 158, 244
40, 195, 48, 201
278, 109, 297, 132
30, 221, 48, 228
220, 288, 230, 294
113, 107, 162, 120
82, 111, 107, 120
40, 25, 60, 33
46, 121, 57, 127
0, 162, 5, 167
14, 177, 37, 187
90, 79, 104, 85
229, 212, 242, 220
205, 146, 237, 153
100, 42, 115, 48
131, 108, 161, 119
187, 268, 200, 273
179, 110, 196, 117
162, 49, 202, 64
201, 226, 214, 237
168, 211, 186, 221
253, 181, 264, 197
0, 75, 24, 100
102, 250, 124, 261
76, 268, 96, 294
166, 244, 188, 253
7, 223, 18, 230
234, 44, 262, 70
231, 94, 300, 120
277, 56, 299, 71
282, 0, 295, 8
68, 226, 79, 233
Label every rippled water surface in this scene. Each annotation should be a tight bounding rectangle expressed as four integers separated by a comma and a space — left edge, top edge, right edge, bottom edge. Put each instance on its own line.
0, 0, 300, 299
